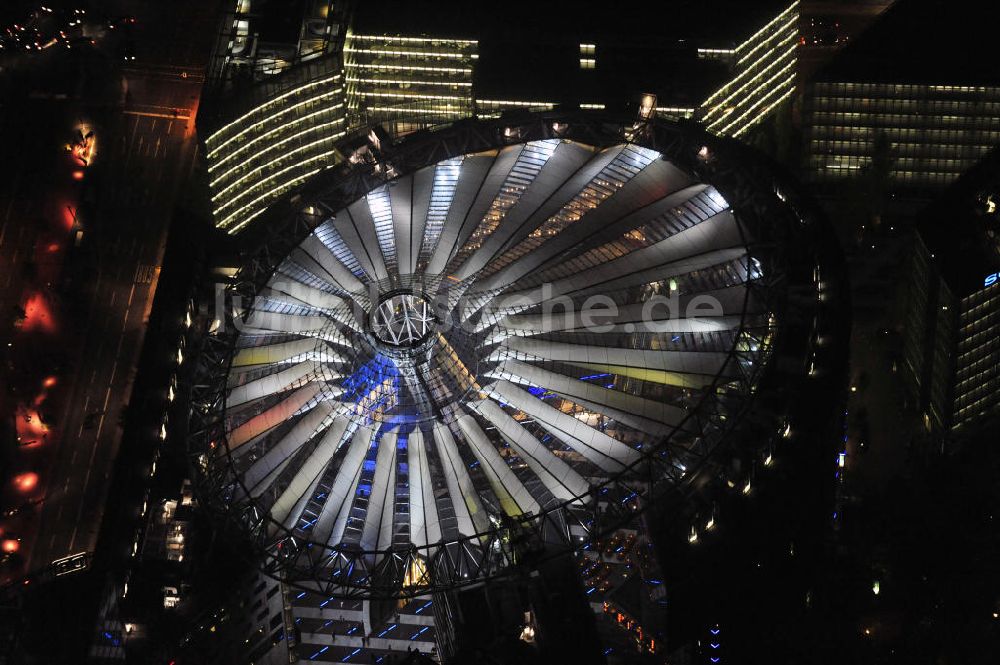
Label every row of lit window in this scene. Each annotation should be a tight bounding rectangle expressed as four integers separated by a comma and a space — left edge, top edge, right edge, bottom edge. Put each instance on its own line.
224, 167, 324, 234
210, 124, 344, 217
214, 147, 339, 219
808, 126, 1000, 146
735, 11, 797, 71
810, 127, 1000, 150
345, 62, 472, 75
809, 97, 1000, 114
344, 47, 477, 63
211, 129, 341, 201
352, 90, 471, 103
209, 120, 345, 214
208, 92, 345, 167
717, 71, 796, 138
960, 288, 1000, 313
348, 33, 477, 46
811, 155, 983, 170
809, 140, 987, 159
954, 358, 1000, 390
475, 99, 556, 110
702, 39, 796, 119
809, 111, 1000, 129
953, 387, 1000, 423
811, 166, 977, 184
956, 325, 1000, 359
959, 306, 1000, 331
345, 77, 471, 88
954, 380, 1000, 409
358, 105, 471, 117
814, 82, 1000, 98
207, 79, 349, 232
206, 74, 342, 152
957, 323, 1000, 355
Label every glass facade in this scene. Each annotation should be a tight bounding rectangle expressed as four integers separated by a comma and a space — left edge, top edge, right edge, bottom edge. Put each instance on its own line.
475, 98, 557, 118
204, 2, 800, 235
954, 283, 1000, 430
903, 234, 1000, 436
699, 0, 799, 137
344, 33, 477, 127
205, 59, 348, 234
804, 82, 1000, 188
208, 0, 346, 85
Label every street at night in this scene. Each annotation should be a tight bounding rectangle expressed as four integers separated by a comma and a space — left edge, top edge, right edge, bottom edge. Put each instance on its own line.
1, 0, 218, 588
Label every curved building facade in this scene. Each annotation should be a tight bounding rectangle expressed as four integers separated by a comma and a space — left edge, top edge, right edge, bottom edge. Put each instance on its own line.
189, 112, 844, 600
204, 56, 348, 234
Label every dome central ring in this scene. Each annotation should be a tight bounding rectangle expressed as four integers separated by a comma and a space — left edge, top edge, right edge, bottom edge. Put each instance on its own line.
368, 290, 437, 348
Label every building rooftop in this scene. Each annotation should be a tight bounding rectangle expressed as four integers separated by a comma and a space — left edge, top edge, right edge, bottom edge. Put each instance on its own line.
814, 0, 1000, 86
469, 36, 731, 108
352, 0, 793, 107
241, 0, 315, 44
351, 0, 790, 45
918, 148, 1000, 297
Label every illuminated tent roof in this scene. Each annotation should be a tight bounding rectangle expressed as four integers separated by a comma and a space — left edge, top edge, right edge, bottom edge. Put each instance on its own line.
192, 114, 823, 598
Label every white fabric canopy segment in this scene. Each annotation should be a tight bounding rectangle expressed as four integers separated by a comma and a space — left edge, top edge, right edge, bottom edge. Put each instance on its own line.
213, 132, 772, 582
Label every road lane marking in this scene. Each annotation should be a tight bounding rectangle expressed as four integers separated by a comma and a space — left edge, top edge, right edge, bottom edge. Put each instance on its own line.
69, 382, 113, 553
134, 264, 156, 284
123, 110, 191, 121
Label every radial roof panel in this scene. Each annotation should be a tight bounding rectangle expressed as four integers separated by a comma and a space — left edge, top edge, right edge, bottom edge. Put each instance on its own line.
191, 113, 839, 599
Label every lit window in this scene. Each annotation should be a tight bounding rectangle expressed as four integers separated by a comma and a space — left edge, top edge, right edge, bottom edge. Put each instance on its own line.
580, 58, 595, 70
579, 43, 596, 55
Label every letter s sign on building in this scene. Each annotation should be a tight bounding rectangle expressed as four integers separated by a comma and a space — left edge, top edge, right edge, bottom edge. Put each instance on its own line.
986, 272, 1000, 288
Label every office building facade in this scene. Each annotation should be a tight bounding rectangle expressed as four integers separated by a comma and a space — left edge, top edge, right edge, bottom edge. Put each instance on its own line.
343, 32, 477, 127
902, 150, 1000, 438
205, 56, 349, 234
803, 0, 1000, 191
805, 82, 1000, 188
201, 0, 802, 234
698, 0, 799, 137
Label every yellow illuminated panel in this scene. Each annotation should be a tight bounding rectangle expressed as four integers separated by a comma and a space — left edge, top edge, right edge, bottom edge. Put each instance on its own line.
699, 0, 799, 137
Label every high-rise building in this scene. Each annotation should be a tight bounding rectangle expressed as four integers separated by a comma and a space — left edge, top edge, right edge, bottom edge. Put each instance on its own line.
207, 0, 350, 85
803, 0, 1000, 191
204, 57, 349, 234
343, 33, 478, 126
902, 148, 1000, 438
696, 1, 799, 137
201, 0, 804, 234
796, 0, 896, 83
